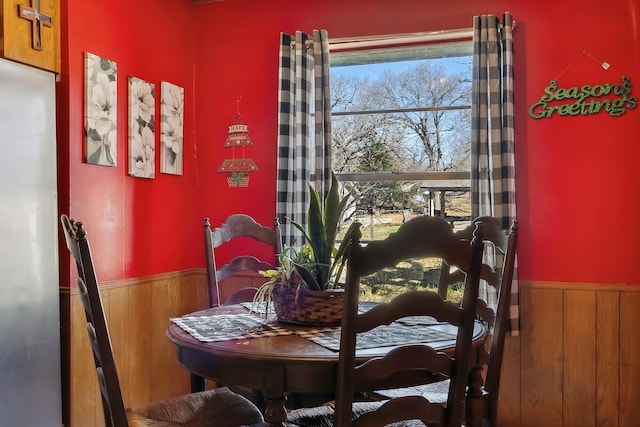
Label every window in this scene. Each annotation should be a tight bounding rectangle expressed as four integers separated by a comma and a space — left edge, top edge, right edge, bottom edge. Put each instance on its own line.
329, 33, 473, 231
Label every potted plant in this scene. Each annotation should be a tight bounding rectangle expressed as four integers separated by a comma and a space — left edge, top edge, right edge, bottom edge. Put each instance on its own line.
254, 172, 360, 325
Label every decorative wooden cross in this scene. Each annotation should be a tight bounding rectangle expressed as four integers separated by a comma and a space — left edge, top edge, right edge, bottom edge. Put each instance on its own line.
18, 0, 53, 51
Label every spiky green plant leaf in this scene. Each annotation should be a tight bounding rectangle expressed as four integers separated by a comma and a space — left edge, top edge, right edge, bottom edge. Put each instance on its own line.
323, 172, 341, 253
285, 171, 355, 290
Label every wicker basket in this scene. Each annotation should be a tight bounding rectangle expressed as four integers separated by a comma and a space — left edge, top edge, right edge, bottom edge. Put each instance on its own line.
271, 285, 344, 326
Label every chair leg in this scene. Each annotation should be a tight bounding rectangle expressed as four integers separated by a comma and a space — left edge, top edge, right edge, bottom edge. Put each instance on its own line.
190, 373, 206, 392
465, 367, 485, 427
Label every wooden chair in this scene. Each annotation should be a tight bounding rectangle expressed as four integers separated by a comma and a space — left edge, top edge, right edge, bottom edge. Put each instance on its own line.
440, 217, 518, 427
204, 214, 282, 308
60, 215, 265, 427
200, 214, 282, 398
287, 216, 486, 427
373, 216, 518, 427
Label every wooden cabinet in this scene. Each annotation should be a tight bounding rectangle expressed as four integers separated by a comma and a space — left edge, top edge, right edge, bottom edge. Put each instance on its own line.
1, 0, 60, 73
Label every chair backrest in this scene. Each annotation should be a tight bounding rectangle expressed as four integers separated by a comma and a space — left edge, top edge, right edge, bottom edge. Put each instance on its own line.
334, 216, 486, 427
204, 214, 282, 307
61, 215, 129, 427
437, 216, 518, 425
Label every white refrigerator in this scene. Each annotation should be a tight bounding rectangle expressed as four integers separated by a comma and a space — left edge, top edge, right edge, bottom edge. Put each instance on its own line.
0, 58, 62, 426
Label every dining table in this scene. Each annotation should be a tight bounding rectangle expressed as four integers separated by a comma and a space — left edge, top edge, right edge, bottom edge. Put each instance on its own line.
166, 302, 487, 426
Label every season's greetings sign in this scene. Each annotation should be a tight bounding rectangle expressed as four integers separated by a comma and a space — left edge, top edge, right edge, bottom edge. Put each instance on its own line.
529, 76, 637, 119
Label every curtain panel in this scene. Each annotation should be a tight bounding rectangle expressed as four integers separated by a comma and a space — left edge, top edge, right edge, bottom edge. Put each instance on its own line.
276, 29, 332, 247
471, 12, 519, 334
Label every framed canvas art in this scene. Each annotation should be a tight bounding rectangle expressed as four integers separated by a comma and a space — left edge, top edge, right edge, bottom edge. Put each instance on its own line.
160, 81, 184, 175
84, 52, 117, 166
128, 76, 155, 178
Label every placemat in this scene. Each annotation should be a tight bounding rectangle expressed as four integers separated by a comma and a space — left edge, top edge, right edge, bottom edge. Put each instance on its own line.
170, 313, 294, 343
303, 323, 456, 352
172, 306, 451, 348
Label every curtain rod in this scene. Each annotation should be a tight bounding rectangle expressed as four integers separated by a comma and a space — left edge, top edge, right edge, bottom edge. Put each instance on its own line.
329, 28, 473, 52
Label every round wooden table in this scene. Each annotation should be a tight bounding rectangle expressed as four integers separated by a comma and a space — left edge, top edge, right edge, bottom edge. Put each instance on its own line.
166, 304, 486, 426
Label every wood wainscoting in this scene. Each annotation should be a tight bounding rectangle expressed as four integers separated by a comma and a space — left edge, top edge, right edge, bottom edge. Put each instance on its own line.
497, 281, 640, 427
62, 269, 209, 427
62, 273, 640, 427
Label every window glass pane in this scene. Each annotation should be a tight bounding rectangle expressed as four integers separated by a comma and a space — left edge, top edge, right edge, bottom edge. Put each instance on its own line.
331, 41, 472, 174
330, 39, 472, 300
331, 40, 472, 217
332, 109, 471, 173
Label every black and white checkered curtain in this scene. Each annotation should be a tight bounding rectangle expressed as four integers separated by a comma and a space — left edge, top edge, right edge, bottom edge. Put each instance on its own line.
471, 13, 520, 334
276, 29, 332, 247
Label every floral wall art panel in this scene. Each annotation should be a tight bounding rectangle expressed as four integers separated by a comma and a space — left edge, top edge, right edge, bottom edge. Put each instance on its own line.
84, 52, 117, 166
128, 76, 156, 178
160, 81, 184, 175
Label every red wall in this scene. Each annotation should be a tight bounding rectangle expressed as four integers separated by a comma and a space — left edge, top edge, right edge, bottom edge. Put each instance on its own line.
59, 0, 199, 282
59, 0, 640, 286
192, 0, 640, 285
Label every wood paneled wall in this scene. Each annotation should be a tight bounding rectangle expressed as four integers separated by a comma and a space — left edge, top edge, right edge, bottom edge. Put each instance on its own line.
497, 281, 640, 427
63, 274, 640, 427
64, 269, 209, 427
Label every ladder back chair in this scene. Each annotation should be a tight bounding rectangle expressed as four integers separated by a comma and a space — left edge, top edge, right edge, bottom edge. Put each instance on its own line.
440, 217, 518, 427
374, 217, 518, 427
60, 215, 264, 427
204, 214, 282, 308
285, 216, 486, 427
201, 214, 282, 398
